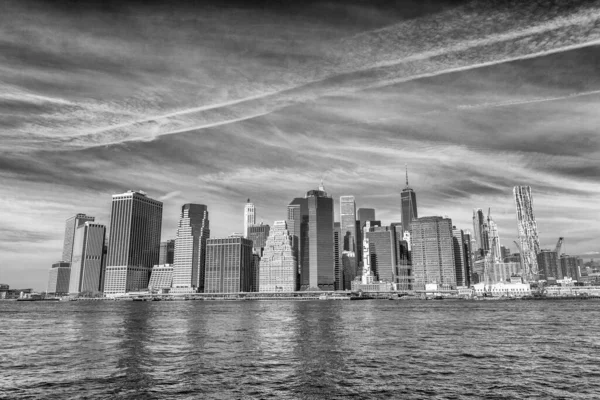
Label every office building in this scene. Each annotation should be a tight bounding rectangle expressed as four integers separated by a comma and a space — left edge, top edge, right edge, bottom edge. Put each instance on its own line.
472, 208, 486, 255
365, 224, 395, 283
411, 216, 456, 290
500, 245, 511, 261
514, 186, 541, 281
244, 199, 255, 238
537, 250, 559, 280
69, 222, 106, 294
104, 191, 163, 295
287, 198, 309, 289
47, 261, 71, 295
303, 183, 335, 290
400, 166, 418, 235
172, 204, 210, 293
452, 227, 467, 287
205, 236, 253, 293
560, 255, 580, 280
340, 196, 357, 253
247, 224, 270, 254
259, 221, 297, 292
486, 210, 502, 261
62, 213, 95, 263
356, 207, 376, 263
463, 231, 473, 286
148, 264, 174, 291
357, 208, 376, 228
334, 222, 342, 290
159, 240, 175, 265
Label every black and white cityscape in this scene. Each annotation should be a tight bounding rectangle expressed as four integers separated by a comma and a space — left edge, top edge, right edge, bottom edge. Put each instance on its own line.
2, 1, 600, 398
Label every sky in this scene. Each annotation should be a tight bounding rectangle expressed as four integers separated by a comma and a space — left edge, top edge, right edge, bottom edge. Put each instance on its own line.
1, 0, 600, 290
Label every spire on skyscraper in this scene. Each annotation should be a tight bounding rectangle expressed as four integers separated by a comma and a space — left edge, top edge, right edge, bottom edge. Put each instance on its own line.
405, 164, 409, 188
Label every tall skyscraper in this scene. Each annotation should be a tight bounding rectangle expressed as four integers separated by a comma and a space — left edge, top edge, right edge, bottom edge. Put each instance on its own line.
537, 250, 559, 280
69, 222, 106, 294
247, 223, 270, 292
340, 196, 357, 253
244, 199, 255, 238
259, 221, 297, 292
47, 262, 71, 295
287, 198, 308, 290
158, 240, 175, 265
365, 225, 395, 283
513, 186, 540, 281
452, 227, 467, 287
486, 210, 502, 262
400, 166, 418, 235
472, 208, 486, 255
62, 213, 95, 263
463, 230, 473, 286
104, 191, 163, 295
204, 237, 253, 293
172, 204, 210, 293
303, 183, 335, 290
411, 216, 456, 290
357, 208, 376, 228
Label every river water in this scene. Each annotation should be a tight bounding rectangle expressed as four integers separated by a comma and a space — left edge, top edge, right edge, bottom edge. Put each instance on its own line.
1, 300, 599, 399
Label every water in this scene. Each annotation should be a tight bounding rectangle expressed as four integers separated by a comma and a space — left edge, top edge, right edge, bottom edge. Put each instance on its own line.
1, 300, 600, 399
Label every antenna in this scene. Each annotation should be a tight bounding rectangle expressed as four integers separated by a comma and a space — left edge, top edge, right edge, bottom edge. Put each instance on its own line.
405, 164, 409, 187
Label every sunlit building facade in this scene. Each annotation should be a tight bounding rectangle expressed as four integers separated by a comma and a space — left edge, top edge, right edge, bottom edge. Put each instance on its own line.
244, 199, 255, 238
259, 221, 297, 292
47, 262, 71, 295
513, 186, 540, 281
62, 213, 95, 263
204, 237, 253, 293
69, 222, 106, 294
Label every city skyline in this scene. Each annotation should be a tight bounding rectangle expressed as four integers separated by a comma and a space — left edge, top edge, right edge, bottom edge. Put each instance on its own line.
2, 1, 600, 290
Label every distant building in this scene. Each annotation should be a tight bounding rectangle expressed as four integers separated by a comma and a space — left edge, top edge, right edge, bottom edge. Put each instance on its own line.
247, 224, 270, 254
400, 167, 418, 236
148, 264, 174, 291
472, 208, 486, 256
172, 204, 210, 293
259, 221, 297, 292
500, 245, 511, 261
452, 227, 467, 287
159, 240, 175, 265
47, 261, 71, 296
62, 213, 95, 263
204, 237, 253, 293
340, 196, 357, 253
411, 216, 456, 290
287, 198, 309, 290
104, 191, 163, 295
463, 230, 473, 286
365, 224, 395, 284
357, 208, 376, 228
250, 254, 261, 292
334, 222, 342, 290
560, 255, 580, 280
244, 199, 255, 238
356, 207, 376, 264
514, 186, 541, 281
302, 183, 335, 291
69, 222, 106, 294
537, 250, 559, 280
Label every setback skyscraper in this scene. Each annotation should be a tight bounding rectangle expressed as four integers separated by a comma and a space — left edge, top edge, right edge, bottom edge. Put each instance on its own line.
204, 237, 253, 293
172, 204, 210, 293
69, 222, 106, 294
303, 183, 335, 290
411, 216, 456, 290
244, 199, 255, 238
259, 221, 297, 292
47, 262, 71, 296
513, 186, 540, 281
104, 191, 163, 295
62, 213, 95, 263
400, 166, 418, 236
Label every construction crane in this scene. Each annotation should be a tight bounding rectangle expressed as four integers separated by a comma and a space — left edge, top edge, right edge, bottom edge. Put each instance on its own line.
554, 237, 564, 256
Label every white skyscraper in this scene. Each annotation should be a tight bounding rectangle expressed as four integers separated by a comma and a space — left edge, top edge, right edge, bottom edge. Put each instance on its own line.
69, 222, 106, 294
259, 221, 297, 292
244, 199, 256, 238
513, 186, 540, 281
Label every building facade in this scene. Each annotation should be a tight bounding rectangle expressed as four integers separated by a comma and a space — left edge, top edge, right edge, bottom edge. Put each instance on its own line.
148, 264, 174, 291
514, 186, 541, 281
204, 237, 253, 293
47, 262, 71, 295
172, 204, 210, 293
69, 222, 106, 294
287, 198, 309, 290
365, 225, 395, 284
411, 216, 456, 290
62, 213, 95, 263
452, 227, 467, 287
158, 240, 175, 265
104, 191, 163, 295
259, 221, 297, 292
537, 250, 559, 280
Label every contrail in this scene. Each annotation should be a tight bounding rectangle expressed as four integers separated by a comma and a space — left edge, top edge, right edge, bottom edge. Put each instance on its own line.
457, 89, 600, 110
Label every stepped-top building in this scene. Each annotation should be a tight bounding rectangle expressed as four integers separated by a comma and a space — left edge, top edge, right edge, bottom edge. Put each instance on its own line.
259, 221, 297, 292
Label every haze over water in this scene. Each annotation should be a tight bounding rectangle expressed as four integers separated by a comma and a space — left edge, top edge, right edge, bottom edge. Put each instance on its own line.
2, 301, 599, 399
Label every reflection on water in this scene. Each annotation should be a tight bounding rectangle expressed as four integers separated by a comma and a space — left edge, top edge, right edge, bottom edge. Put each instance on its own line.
2, 300, 600, 399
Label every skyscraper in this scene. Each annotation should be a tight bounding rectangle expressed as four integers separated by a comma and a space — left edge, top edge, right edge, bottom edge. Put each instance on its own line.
463, 230, 473, 286
47, 262, 71, 296
287, 198, 308, 290
400, 166, 418, 235
513, 186, 540, 281
357, 208, 376, 228
486, 211, 502, 262
259, 221, 297, 292
340, 196, 357, 253
411, 216, 456, 290
204, 237, 253, 293
334, 222, 342, 290
303, 183, 335, 290
472, 208, 486, 255
158, 240, 175, 265
69, 222, 106, 294
247, 223, 270, 292
537, 250, 559, 280
62, 213, 95, 263
452, 227, 467, 287
172, 204, 210, 293
365, 225, 395, 283
244, 199, 255, 238
104, 191, 163, 295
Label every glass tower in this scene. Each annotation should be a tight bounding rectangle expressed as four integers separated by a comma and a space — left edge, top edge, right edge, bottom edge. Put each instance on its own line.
513, 186, 540, 281
401, 167, 418, 236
